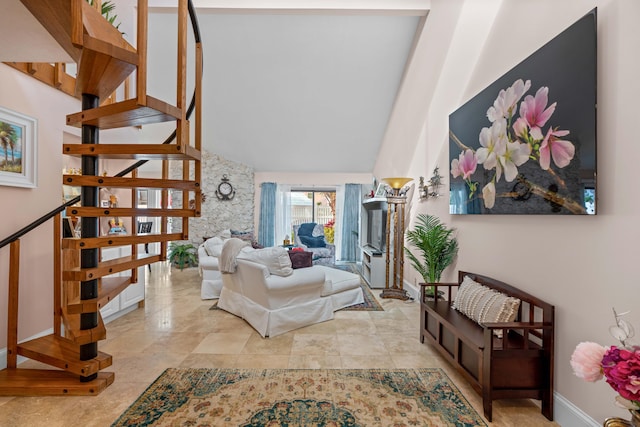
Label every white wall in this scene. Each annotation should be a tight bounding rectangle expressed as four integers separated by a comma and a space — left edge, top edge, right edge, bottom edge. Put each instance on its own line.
375, 0, 640, 423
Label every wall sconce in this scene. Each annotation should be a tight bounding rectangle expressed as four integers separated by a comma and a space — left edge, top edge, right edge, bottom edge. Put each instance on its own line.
419, 167, 444, 201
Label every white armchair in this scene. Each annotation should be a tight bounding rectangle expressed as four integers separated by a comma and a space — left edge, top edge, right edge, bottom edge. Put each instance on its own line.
217, 245, 363, 337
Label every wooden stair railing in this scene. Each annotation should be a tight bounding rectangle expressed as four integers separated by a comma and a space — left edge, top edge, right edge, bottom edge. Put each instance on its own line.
0, 0, 202, 396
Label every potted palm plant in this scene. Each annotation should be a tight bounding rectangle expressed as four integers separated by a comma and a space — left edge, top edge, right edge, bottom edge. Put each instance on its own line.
405, 214, 459, 298
168, 242, 198, 270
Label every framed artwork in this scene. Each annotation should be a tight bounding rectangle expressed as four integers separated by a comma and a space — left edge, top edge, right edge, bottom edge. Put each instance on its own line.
374, 183, 387, 198
0, 106, 37, 188
449, 10, 596, 215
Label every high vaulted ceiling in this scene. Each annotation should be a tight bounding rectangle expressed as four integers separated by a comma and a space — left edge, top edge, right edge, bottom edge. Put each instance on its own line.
144, 7, 425, 173
3, 1, 429, 174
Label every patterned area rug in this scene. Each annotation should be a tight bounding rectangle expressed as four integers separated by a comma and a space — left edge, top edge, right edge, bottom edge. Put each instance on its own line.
111, 368, 487, 427
331, 263, 383, 311
340, 281, 383, 311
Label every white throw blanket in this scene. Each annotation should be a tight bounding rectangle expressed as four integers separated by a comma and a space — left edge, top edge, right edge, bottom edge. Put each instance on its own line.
219, 238, 250, 273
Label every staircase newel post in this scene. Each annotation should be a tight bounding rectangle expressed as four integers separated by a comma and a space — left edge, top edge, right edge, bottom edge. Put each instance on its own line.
79, 93, 100, 380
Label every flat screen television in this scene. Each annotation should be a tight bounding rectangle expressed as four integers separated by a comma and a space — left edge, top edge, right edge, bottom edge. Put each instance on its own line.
363, 200, 387, 253
449, 9, 597, 215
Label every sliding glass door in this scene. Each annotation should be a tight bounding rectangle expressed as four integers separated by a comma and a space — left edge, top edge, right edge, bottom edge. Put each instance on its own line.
291, 190, 336, 243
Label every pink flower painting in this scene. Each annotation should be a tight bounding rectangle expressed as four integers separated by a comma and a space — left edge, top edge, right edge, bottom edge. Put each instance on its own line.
450, 78, 581, 213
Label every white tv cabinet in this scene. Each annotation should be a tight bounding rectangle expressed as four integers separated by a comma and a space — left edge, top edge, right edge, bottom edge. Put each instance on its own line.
360, 196, 392, 289
361, 245, 392, 289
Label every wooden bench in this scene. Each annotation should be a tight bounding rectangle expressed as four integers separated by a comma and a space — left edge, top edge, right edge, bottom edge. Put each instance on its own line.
419, 271, 554, 422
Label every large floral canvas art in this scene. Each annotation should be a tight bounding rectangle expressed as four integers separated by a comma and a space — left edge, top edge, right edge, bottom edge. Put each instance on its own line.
449, 9, 596, 215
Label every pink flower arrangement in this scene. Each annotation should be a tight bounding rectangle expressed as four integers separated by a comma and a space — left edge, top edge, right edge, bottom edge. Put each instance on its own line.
571, 341, 607, 382
570, 310, 640, 409
602, 346, 640, 404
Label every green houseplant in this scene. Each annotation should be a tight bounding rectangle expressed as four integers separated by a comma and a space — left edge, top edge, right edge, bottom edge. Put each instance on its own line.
405, 214, 459, 297
168, 242, 198, 270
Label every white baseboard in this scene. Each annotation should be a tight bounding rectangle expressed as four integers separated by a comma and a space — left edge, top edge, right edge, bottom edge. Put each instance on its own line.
554, 392, 600, 426
0, 328, 54, 370
0, 302, 138, 371
0, 347, 6, 370
403, 280, 420, 301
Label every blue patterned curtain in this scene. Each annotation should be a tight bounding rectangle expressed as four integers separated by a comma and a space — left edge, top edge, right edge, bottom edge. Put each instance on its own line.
340, 184, 361, 261
258, 182, 276, 247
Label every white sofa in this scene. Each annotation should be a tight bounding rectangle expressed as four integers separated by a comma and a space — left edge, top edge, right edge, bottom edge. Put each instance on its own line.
198, 243, 222, 299
217, 245, 364, 337
198, 230, 261, 299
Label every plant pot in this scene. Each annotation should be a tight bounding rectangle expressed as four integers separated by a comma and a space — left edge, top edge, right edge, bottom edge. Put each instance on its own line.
419, 284, 445, 301
168, 243, 198, 271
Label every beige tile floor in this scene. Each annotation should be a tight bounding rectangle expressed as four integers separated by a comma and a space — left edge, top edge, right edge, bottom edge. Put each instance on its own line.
0, 263, 560, 426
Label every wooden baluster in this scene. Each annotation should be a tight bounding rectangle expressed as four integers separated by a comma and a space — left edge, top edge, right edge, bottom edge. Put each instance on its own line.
7, 240, 20, 369
53, 214, 62, 337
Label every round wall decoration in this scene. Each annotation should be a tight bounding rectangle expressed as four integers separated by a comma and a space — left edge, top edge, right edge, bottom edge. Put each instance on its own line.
215, 174, 235, 201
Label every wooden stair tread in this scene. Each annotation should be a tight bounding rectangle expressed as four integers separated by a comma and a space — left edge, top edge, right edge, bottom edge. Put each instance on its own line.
66, 97, 183, 129
0, 369, 114, 396
61, 309, 107, 345
65, 207, 198, 218
19, 1, 136, 100
17, 335, 111, 377
75, 35, 138, 99
63, 175, 199, 191
63, 253, 162, 281
62, 143, 200, 160
65, 276, 132, 314
62, 232, 183, 250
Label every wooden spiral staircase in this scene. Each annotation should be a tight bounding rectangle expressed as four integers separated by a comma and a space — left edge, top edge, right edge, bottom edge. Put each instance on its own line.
0, 0, 202, 395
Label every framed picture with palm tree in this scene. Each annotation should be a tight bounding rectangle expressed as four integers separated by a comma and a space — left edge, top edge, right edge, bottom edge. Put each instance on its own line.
0, 106, 37, 188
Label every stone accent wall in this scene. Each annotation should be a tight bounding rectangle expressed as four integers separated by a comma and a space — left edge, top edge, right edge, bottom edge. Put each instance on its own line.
170, 149, 254, 245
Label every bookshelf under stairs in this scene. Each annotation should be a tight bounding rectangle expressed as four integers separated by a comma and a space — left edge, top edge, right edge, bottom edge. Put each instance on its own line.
0, 0, 202, 396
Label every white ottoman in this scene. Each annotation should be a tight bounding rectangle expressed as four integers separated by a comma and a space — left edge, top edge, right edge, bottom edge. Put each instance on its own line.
316, 266, 364, 311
